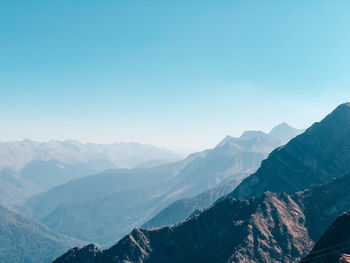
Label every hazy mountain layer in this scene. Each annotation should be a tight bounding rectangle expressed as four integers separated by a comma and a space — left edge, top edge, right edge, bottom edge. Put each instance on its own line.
0, 140, 182, 205
0, 139, 181, 172
0, 204, 83, 263
142, 123, 304, 229
0, 168, 41, 207
26, 123, 295, 245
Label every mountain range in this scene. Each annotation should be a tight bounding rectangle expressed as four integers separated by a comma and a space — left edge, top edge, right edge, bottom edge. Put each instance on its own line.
142, 123, 304, 228
53, 103, 350, 263
25, 123, 300, 246
230, 103, 350, 200
54, 172, 350, 263
0, 140, 182, 205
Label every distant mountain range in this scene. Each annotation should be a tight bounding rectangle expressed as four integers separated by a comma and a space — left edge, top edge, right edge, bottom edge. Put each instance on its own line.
0, 140, 182, 205
0, 204, 82, 263
53, 103, 350, 263
142, 123, 303, 228
0, 140, 182, 172
25, 123, 300, 246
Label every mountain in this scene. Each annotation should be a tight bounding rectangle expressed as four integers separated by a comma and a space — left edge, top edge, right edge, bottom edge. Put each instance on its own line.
0, 168, 41, 207
302, 211, 350, 263
53, 172, 350, 263
52, 103, 350, 262
19, 158, 117, 190
26, 124, 292, 246
230, 102, 350, 200
142, 125, 304, 228
268, 122, 304, 143
0, 204, 83, 263
0, 140, 182, 204
0, 139, 181, 172
142, 180, 238, 228
53, 192, 313, 263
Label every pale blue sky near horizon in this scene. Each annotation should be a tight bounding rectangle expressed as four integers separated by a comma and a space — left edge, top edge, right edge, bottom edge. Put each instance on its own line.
1, 0, 350, 151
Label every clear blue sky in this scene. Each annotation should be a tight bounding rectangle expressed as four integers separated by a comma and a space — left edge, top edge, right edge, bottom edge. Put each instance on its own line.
1, 0, 350, 151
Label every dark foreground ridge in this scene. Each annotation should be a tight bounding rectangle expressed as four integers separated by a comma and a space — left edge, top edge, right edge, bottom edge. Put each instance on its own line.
54, 192, 313, 263
54, 172, 350, 263
302, 210, 350, 263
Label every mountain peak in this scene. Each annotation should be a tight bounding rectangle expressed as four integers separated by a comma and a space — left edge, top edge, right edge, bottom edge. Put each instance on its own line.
269, 122, 304, 144
239, 130, 269, 141
338, 102, 350, 108
215, 135, 234, 148
331, 102, 350, 115
272, 122, 292, 129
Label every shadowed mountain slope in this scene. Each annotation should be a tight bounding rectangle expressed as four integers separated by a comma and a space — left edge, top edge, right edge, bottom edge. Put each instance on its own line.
302, 211, 350, 263
230, 102, 350, 200
54, 192, 313, 263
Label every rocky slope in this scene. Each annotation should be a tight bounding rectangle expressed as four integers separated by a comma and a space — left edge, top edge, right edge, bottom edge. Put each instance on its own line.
0, 204, 82, 263
230, 102, 350, 200
54, 172, 350, 263
54, 192, 313, 263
